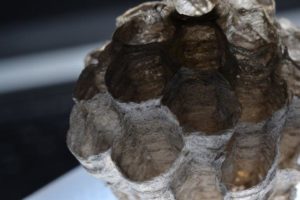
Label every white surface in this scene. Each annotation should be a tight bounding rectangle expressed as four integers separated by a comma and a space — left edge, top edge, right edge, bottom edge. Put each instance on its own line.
297, 183, 300, 200
25, 166, 117, 200
0, 43, 99, 94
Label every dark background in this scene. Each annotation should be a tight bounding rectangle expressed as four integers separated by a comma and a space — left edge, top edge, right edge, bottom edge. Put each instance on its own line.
0, 0, 144, 59
0, 0, 299, 199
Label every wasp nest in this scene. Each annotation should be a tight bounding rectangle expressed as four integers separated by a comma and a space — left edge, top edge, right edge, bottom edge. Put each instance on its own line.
67, 0, 300, 199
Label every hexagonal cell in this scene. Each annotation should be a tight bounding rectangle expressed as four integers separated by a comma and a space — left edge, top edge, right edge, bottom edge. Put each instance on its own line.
172, 160, 223, 200
228, 39, 288, 123
162, 68, 240, 134
106, 46, 179, 103
74, 43, 115, 100
221, 131, 277, 191
217, 0, 288, 123
111, 106, 184, 182
67, 93, 122, 159
234, 75, 287, 123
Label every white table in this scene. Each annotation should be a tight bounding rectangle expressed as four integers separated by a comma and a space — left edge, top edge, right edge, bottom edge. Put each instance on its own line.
25, 167, 117, 200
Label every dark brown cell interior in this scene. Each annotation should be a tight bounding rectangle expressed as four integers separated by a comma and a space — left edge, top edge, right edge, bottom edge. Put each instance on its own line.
170, 24, 222, 71
162, 69, 240, 134
221, 133, 277, 191
111, 120, 184, 182
172, 161, 223, 200
74, 43, 115, 100
231, 43, 288, 122
105, 44, 179, 102
74, 65, 101, 100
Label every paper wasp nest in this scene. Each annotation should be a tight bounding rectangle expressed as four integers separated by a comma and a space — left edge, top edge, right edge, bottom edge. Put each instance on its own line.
67, 0, 300, 199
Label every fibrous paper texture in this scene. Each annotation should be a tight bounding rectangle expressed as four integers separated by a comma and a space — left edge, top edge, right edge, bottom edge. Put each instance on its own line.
67, 0, 300, 199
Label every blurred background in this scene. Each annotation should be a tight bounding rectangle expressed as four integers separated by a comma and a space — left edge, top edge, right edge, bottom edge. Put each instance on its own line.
0, 0, 299, 199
